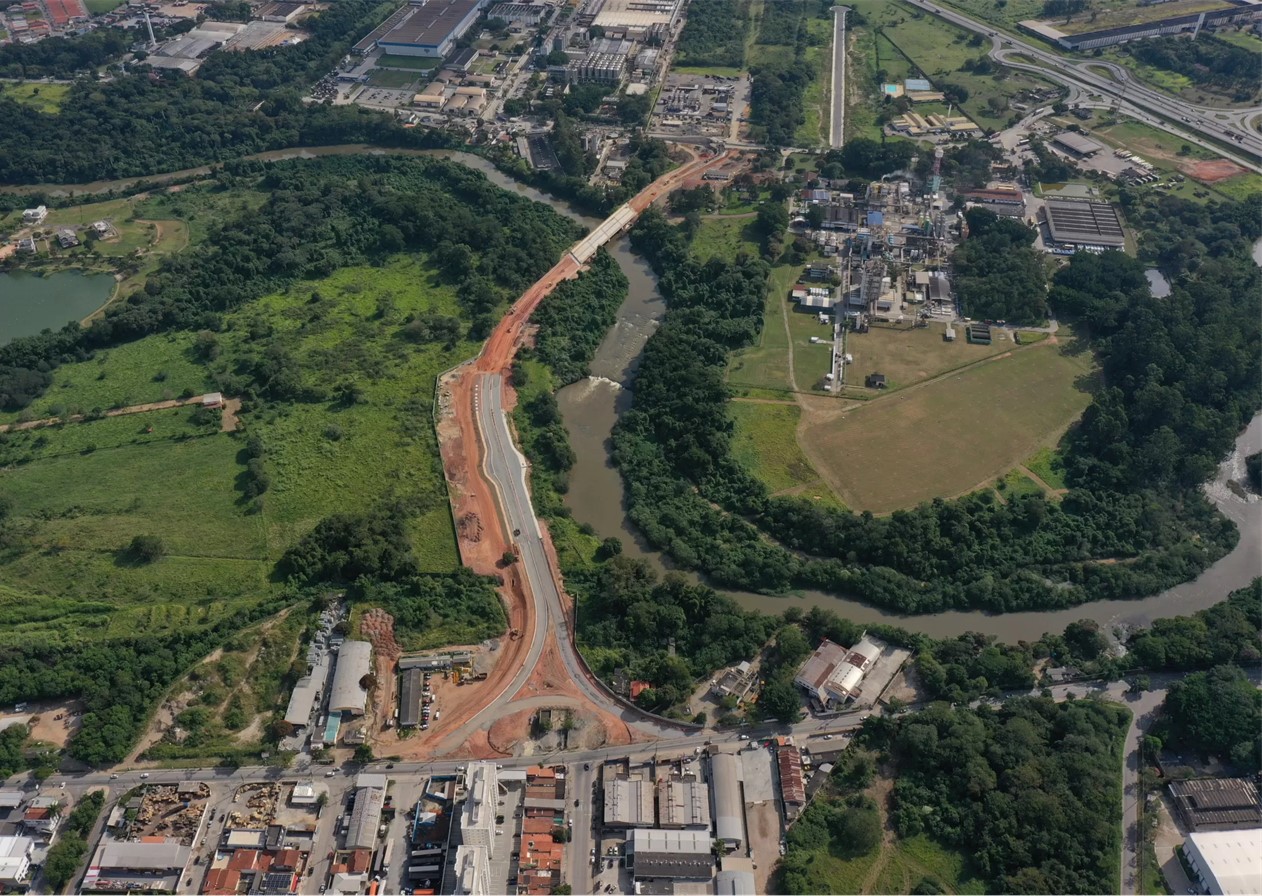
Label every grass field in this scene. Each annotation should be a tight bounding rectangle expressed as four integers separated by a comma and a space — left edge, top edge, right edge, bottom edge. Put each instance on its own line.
691, 215, 757, 263
0, 251, 480, 657
841, 321, 1009, 393
846, 0, 1061, 133
796, 16, 835, 147
672, 65, 743, 78
85, 0, 125, 12
0, 334, 213, 424
0, 435, 272, 647
367, 68, 422, 88
378, 53, 440, 70
0, 82, 71, 113
997, 466, 1046, 500
729, 401, 817, 492
1025, 445, 1068, 490
801, 338, 1095, 512
728, 265, 797, 397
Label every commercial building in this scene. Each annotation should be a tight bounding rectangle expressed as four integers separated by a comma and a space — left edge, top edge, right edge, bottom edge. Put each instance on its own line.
657, 779, 711, 830
460, 763, 499, 855
626, 829, 714, 881
329, 640, 372, 716
794, 635, 883, 706
1051, 131, 1104, 158
1169, 779, 1262, 831
0, 836, 33, 889
353, 0, 489, 58
709, 752, 744, 849
452, 844, 492, 894
82, 838, 192, 893
1042, 198, 1125, 249
603, 777, 654, 829
1182, 829, 1262, 895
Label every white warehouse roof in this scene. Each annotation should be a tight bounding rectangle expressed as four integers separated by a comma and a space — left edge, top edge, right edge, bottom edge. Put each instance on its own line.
329, 640, 372, 714
709, 753, 744, 847
1184, 830, 1262, 895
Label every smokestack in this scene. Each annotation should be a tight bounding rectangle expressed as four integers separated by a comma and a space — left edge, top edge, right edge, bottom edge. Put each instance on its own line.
144, 10, 156, 48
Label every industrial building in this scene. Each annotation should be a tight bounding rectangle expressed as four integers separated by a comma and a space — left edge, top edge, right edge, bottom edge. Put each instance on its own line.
1051, 131, 1104, 158
487, 1, 547, 24
1042, 198, 1126, 250
399, 667, 423, 728
1181, 829, 1262, 895
1018, 4, 1262, 51
570, 50, 625, 84
1169, 779, 1262, 831
715, 867, 757, 895
626, 829, 714, 881
603, 777, 654, 829
344, 775, 387, 851
708, 753, 745, 849
329, 640, 373, 715
776, 744, 806, 820
794, 635, 883, 706
81, 838, 192, 893
589, 0, 682, 37
657, 779, 711, 830
353, 0, 489, 58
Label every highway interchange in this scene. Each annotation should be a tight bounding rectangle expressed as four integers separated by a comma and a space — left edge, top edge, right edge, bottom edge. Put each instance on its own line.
903, 0, 1262, 172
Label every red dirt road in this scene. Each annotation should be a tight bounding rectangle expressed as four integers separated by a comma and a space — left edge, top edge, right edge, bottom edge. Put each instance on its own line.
404, 150, 740, 759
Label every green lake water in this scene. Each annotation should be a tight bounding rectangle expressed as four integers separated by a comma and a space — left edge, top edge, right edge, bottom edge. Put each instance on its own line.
0, 270, 115, 345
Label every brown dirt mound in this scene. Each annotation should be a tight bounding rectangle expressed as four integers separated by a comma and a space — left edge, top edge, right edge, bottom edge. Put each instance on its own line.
457, 511, 483, 543
1182, 158, 1248, 183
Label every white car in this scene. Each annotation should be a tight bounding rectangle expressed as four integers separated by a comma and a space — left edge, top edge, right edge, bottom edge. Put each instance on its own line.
139, 773, 150, 779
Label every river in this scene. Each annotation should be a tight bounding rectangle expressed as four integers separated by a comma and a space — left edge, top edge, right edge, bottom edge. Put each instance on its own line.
11, 147, 1257, 641
0, 270, 115, 345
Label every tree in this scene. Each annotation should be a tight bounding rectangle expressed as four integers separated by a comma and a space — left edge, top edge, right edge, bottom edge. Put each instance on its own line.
828, 797, 882, 857
756, 678, 803, 722
127, 534, 165, 563
353, 744, 374, 763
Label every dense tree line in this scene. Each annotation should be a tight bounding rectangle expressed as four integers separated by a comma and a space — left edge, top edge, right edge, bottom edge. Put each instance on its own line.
1051, 198, 1262, 493
609, 192, 1259, 615
0, 28, 132, 78
1127, 580, 1261, 671
0, 725, 26, 780
356, 567, 505, 648
750, 53, 816, 147
879, 699, 1125, 894
951, 207, 1048, 323
527, 251, 628, 384
1154, 665, 1261, 771
0, 597, 287, 764
0, 0, 460, 184
675, 0, 747, 69
42, 790, 105, 891
569, 556, 775, 712
0, 155, 579, 413
1131, 35, 1260, 100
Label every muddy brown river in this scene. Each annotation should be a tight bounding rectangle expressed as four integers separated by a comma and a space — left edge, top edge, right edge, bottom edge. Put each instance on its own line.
12, 147, 1258, 640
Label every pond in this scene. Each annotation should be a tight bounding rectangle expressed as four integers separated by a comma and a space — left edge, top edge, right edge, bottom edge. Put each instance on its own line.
0, 269, 115, 345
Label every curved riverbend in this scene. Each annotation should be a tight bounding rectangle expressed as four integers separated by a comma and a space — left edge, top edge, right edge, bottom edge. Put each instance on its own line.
14, 147, 1256, 641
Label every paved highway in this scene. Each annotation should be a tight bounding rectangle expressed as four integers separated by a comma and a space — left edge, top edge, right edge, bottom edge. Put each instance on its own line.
905, 0, 1262, 172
